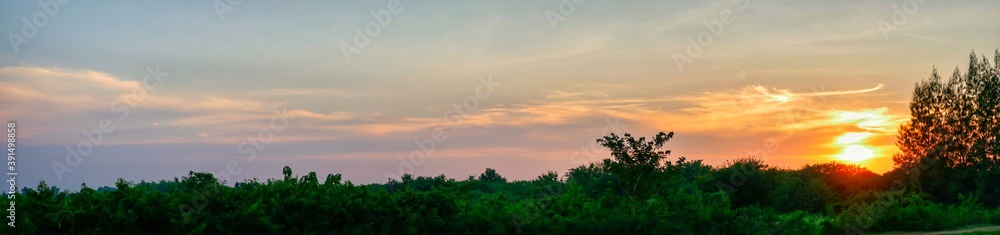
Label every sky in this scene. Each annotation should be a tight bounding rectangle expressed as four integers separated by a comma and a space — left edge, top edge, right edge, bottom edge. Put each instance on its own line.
1, 0, 999, 189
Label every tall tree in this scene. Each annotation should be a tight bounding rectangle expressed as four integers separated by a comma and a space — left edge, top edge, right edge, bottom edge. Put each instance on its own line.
894, 50, 1000, 204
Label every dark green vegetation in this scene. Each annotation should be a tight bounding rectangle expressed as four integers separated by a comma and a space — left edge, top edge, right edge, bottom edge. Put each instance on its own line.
4, 51, 999, 234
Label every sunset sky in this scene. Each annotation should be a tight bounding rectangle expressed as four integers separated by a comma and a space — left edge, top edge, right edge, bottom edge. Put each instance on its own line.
2, 1, 999, 189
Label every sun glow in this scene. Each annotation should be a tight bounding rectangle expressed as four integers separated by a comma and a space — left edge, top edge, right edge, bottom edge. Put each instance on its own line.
837, 145, 875, 162
834, 132, 876, 162
831, 108, 895, 131
836, 132, 870, 145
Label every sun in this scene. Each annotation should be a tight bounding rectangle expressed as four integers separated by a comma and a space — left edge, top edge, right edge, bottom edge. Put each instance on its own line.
837, 145, 875, 162
834, 132, 876, 162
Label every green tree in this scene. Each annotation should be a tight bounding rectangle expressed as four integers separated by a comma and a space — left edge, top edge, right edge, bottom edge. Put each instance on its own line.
714, 157, 776, 208
597, 132, 674, 202
894, 50, 1000, 205
478, 168, 507, 183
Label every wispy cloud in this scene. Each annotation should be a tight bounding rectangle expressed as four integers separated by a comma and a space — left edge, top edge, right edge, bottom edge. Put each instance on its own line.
0, 65, 909, 174
0, 66, 383, 145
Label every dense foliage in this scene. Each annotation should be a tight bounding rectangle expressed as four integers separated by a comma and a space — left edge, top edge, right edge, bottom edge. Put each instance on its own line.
893, 50, 1000, 206
3, 50, 999, 234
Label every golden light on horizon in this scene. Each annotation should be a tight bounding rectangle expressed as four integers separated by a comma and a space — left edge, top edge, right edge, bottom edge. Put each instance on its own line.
834, 132, 876, 162
826, 108, 902, 164
837, 145, 875, 162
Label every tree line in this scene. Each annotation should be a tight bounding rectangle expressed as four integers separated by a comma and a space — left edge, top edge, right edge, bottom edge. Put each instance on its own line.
3, 50, 999, 234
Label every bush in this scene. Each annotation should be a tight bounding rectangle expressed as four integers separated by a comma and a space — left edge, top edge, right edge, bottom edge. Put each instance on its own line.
831, 192, 996, 233
775, 210, 825, 235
